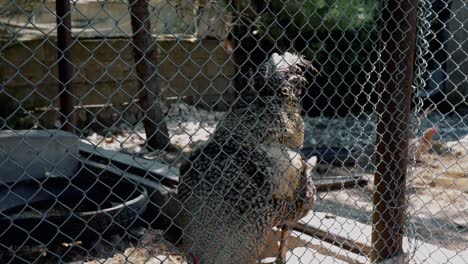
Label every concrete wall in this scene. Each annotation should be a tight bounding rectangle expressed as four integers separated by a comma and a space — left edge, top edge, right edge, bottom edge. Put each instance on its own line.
0, 37, 236, 127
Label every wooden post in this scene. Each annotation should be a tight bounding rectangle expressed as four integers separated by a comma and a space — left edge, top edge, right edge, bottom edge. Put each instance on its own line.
370, 0, 418, 262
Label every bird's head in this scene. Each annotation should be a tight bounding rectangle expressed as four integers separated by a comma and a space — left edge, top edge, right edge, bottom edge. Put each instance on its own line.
248, 52, 316, 101
423, 126, 437, 140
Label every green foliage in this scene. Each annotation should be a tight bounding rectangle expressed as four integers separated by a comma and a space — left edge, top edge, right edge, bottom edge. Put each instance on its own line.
302, 25, 380, 116
229, 0, 380, 115
255, 0, 377, 42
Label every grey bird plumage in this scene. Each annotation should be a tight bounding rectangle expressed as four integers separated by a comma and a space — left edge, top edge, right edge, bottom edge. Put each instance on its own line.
178, 52, 316, 263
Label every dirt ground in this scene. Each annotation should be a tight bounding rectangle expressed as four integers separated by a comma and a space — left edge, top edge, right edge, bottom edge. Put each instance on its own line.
80, 104, 467, 261
315, 139, 468, 252
6, 103, 466, 263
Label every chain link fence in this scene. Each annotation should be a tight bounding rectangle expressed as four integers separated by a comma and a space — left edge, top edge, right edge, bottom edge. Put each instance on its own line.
0, 0, 467, 263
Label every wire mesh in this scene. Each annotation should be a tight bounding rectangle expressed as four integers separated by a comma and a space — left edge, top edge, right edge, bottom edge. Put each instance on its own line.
0, 0, 467, 263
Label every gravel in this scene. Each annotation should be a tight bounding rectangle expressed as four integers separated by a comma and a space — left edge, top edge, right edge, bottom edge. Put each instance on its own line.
82, 102, 466, 161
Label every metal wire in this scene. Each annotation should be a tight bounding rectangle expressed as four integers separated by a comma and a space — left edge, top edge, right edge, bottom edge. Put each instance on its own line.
0, 0, 467, 263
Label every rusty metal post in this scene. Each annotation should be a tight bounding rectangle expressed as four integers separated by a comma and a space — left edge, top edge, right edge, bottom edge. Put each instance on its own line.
370, 0, 418, 262
56, 0, 75, 133
129, 0, 174, 151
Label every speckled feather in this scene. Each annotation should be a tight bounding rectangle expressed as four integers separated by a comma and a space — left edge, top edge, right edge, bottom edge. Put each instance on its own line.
178, 53, 315, 264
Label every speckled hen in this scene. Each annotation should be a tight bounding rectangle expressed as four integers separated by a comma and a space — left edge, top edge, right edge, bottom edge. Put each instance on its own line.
178, 53, 316, 264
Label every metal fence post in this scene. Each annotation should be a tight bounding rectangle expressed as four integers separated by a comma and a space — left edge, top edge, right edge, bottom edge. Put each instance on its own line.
56, 0, 75, 133
370, 0, 419, 262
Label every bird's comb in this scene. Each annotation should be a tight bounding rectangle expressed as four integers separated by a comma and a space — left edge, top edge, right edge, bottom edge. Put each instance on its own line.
424, 127, 437, 135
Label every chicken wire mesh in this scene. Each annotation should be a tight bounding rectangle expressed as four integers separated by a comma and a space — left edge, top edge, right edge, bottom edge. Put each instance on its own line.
0, 0, 467, 263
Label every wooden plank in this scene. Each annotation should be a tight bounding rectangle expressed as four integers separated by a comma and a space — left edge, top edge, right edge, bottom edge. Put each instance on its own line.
79, 142, 179, 187
292, 222, 371, 257
314, 176, 368, 192
291, 232, 368, 264
260, 228, 367, 264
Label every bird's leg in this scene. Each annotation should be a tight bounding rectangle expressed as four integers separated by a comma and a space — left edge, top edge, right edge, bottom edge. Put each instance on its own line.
188, 253, 199, 264
277, 225, 292, 264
